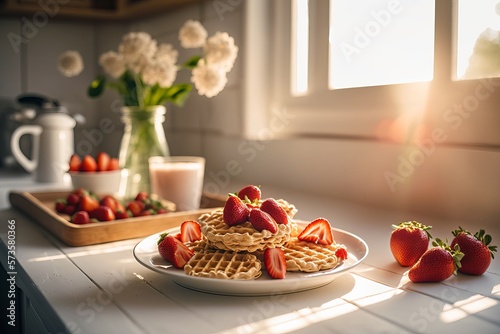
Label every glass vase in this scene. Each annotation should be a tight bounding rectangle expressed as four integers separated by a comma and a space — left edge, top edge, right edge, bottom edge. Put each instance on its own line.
118, 105, 169, 199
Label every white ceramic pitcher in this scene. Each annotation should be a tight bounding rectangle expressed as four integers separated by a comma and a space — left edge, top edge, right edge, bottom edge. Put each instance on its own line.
10, 110, 76, 183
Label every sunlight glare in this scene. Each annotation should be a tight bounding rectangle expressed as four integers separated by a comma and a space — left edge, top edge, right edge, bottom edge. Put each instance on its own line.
455, 295, 499, 314
291, 0, 309, 96
439, 307, 469, 323
352, 289, 405, 307
329, 0, 435, 89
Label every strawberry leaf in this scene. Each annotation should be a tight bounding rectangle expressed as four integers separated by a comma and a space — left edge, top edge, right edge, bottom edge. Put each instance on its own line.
393, 221, 433, 239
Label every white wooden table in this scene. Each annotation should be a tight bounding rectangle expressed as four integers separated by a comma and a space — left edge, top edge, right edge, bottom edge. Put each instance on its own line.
1, 183, 499, 333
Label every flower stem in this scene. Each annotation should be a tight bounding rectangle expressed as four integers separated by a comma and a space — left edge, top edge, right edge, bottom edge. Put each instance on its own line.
134, 75, 145, 108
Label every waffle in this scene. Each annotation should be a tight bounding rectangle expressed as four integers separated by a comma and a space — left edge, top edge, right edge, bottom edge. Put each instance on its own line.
198, 199, 298, 253
199, 211, 296, 253
184, 249, 262, 280
283, 237, 347, 272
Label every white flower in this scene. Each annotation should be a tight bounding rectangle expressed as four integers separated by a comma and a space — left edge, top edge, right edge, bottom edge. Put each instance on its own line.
179, 20, 207, 48
142, 61, 177, 87
191, 60, 228, 98
204, 32, 238, 71
119, 32, 157, 66
58, 50, 84, 77
127, 54, 151, 75
155, 43, 179, 65
99, 51, 126, 78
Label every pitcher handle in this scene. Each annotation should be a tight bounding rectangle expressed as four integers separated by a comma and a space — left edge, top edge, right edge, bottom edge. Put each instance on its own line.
10, 125, 42, 172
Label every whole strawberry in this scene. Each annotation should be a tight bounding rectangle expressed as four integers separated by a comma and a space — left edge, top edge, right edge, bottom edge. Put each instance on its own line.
249, 208, 278, 233
451, 227, 497, 275
237, 185, 261, 202
408, 238, 463, 283
390, 221, 432, 267
223, 195, 250, 226
260, 198, 289, 225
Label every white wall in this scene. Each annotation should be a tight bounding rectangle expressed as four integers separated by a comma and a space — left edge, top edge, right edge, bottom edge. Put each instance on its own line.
1, 1, 499, 223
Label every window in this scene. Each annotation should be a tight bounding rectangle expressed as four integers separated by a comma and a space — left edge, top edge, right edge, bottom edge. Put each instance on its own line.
455, 0, 500, 80
328, 0, 435, 89
242, 0, 500, 146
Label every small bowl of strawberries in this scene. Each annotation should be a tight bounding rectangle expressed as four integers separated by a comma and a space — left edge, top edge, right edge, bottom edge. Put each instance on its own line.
68, 152, 122, 195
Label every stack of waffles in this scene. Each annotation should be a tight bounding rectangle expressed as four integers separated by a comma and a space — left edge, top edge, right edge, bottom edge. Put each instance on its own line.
182, 197, 347, 280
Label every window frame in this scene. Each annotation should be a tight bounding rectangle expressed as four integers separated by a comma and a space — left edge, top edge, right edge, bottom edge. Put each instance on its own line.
242, 0, 500, 147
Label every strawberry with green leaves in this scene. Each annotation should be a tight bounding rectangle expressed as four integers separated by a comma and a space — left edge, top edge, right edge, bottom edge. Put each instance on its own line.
237, 185, 261, 202
451, 227, 497, 275
408, 238, 464, 283
223, 195, 250, 226
390, 221, 432, 267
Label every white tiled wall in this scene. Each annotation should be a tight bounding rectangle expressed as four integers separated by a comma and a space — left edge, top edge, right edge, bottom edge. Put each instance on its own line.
1, 1, 499, 223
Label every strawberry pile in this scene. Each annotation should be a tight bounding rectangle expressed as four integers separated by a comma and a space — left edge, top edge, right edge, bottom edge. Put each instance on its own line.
55, 189, 173, 224
223, 185, 290, 232
69, 152, 119, 172
390, 221, 497, 282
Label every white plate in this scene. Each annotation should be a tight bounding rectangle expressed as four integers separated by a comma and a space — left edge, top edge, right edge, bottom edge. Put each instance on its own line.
133, 225, 368, 296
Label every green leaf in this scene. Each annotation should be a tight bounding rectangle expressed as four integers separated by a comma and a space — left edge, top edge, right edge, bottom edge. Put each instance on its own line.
183, 55, 202, 69
166, 84, 192, 107
87, 75, 106, 98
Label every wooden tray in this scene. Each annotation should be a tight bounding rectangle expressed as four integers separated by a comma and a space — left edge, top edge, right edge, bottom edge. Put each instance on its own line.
9, 191, 225, 247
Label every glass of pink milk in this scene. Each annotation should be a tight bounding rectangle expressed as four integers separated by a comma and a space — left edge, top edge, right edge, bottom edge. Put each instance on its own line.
148, 156, 205, 211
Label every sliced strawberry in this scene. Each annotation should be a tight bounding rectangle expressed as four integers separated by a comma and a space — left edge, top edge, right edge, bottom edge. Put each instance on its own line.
71, 211, 90, 224
223, 195, 250, 226
260, 198, 289, 225
93, 206, 116, 221
96, 152, 111, 171
80, 155, 97, 172
68, 154, 81, 172
335, 247, 348, 261
180, 220, 202, 243
264, 248, 287, 279
107, 158, 120, 171
237, 185, 261, 202
298, 218, 334, 245
157, 234, 194, 269
249, 208, 278, 233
